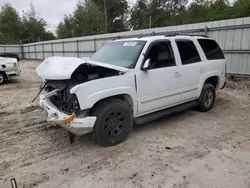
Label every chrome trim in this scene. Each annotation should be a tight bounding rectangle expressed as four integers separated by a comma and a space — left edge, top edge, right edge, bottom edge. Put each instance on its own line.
140, 88, 198, 104
141, 92, 182, 104
182, 88, 198, 94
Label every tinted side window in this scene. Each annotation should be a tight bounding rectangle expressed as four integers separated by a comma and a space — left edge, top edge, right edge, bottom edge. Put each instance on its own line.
146, 42, 176, 69
198, 39, 225, 60
176, 40, 201, 65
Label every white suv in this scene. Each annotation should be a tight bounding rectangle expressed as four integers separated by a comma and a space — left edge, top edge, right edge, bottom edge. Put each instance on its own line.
37, 34, 226, 146
0, 57, 21, 85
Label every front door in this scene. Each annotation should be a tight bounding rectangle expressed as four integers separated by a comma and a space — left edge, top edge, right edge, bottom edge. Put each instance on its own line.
136, 41, 182, 116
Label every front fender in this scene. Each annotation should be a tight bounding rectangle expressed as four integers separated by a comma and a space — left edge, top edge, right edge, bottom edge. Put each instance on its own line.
85, 87, 136, 108
70, 73, 137, 115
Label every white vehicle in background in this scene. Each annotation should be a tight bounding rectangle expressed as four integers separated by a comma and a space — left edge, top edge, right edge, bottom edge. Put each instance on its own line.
36, 33, 226, 146
0, 57, 21, 85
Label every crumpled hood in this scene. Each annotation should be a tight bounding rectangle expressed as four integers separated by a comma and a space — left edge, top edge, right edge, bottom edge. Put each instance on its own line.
36, 56, 128, 80
0, 57, 17, 64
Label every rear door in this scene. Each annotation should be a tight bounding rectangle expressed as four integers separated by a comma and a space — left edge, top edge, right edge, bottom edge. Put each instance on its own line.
197, 39, 226, 88
174, 39, 203, 102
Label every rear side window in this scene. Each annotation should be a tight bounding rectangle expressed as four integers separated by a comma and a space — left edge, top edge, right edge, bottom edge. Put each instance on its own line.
176, 40, 201, 65
198, 39, 225, 60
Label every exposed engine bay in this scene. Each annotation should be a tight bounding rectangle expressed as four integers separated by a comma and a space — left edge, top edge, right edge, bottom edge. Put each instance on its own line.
44, 64, 121, 114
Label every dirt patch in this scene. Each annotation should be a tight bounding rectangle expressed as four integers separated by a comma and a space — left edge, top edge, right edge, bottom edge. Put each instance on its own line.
0, 111, 13, 117
226, 76, 250, 91
0, 60, 250, 188
20, 105, 40, 114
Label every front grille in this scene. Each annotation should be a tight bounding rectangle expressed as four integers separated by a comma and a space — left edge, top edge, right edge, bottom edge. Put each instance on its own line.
50, 88, 80, 114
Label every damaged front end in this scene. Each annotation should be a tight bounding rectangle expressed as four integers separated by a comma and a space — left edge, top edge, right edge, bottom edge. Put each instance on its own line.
39, 90, 96, 136
44, 80, 81, 115
37, 57, 126, 136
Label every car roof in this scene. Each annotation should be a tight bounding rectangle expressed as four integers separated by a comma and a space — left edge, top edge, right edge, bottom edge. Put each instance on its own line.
113, 34, 212, 43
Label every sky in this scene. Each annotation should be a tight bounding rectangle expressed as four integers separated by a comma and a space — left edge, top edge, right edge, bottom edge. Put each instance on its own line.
0, 0, 135, 33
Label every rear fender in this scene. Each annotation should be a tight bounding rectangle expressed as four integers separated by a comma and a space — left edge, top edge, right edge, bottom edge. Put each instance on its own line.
198, 71, 221, 97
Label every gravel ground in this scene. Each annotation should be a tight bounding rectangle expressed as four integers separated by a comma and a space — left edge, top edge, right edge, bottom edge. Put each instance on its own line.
0, 60, 250, 188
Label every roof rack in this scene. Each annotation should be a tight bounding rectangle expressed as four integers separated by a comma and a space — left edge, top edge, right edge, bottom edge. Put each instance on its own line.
111, 32, 209, 41
112, 35, 121, 40
137, 32, 209, 39
164, 32, 209, 38
138, 32, 156, 38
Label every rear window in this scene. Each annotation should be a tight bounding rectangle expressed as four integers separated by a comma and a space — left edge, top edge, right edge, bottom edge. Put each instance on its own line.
198, 39, 225, 60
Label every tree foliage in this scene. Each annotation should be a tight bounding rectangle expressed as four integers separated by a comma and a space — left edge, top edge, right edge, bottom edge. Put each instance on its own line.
57, 0, 106, 39
74, 0, 105, 36
92, 0, 129, 32
130, 0, 250, 29
0, 3, 55, 44
57, 0, 249, 39
21, 3, 56, 43
57, 15, 75, 39
0, 3, 22, 44
0, 0, 250, 43
57, 0, 129, 39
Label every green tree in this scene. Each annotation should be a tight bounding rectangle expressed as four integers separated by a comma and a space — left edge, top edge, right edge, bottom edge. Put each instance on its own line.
74, 0, 105, 36
44, 31, 56, 40
130, 0, 188, 30
130, 0, 150, 30
92, 0, 129, 32
57, 0, 129, 38
148, 0, 170, 27
57, 1, 105, 38
56, 0, 250, 39
231, 0, 250, 18
21, 2, 55, 43
183, 0, 209, 24
205, 0, 231, 21
57, 15, 75, 39
0, 3, 22, 44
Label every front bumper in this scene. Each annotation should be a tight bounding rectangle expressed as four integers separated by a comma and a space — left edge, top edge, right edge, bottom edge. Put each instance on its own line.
6, 69, 21, 80
39, 94, 96, 136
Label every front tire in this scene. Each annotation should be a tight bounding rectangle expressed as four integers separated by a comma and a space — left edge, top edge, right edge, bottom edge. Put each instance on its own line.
0, 72, 5, 85
91, 99, 133, 146
197, 83, 216, 112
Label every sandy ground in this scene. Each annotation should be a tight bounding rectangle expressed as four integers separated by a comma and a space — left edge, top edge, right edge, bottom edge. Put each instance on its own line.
1, 60, 250, 188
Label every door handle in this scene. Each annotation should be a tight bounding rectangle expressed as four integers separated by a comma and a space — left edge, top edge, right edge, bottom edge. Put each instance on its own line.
200, 68, 204, 73
174, 72, 181, 78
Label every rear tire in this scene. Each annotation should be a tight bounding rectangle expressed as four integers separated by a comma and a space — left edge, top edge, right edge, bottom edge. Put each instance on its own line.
197, 83, 215, 112
91, 99, 133, 146
0, 72, 5, 85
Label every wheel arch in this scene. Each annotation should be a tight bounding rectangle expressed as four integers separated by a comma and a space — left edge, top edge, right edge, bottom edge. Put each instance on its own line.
0, 71, 8, 84
198, 73, 220, 97
93, 93, 133, 108
204, 76, 219, 88
0, 71, 8, 79
75, 87, 137, 116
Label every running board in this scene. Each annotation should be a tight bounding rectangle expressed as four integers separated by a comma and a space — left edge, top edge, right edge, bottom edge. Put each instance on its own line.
134, 101, 198, 125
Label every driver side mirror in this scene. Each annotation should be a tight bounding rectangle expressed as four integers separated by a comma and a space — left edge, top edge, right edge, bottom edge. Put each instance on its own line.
141, 59, 151, 71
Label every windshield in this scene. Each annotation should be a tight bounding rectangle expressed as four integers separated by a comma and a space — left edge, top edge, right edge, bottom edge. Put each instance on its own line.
91, 41, 146, 68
